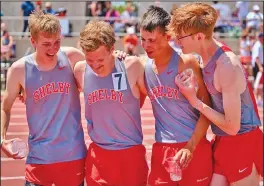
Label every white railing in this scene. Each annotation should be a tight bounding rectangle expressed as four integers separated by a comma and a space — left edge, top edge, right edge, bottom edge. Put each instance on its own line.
1, 16, 242, 38
6, 32, 140, 37
1, 15, 243, 22
1, 16, 141, 22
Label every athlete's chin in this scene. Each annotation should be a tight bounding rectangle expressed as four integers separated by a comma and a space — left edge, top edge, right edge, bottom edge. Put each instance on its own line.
93, 67, 104, 75
146, 53, 154, 59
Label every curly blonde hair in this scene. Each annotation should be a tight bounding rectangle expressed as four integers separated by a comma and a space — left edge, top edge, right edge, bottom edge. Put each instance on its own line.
80, 20, 116, 52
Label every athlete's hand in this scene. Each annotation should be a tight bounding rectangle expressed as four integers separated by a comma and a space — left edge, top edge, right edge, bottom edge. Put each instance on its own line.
174, 147, 193, 169
1, 138, 25, 159
175, 71, 197, 104
113, 50, 128, 61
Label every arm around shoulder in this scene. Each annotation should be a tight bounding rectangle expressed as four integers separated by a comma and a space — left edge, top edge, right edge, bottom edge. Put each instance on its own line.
61, 47, 85, 68
126, 56, 148, 95
73, 60, 86, 91
137, 57, 148, 107
124, 56, 148, 107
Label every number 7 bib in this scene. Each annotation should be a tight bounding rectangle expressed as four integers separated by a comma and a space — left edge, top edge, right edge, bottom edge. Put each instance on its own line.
112, 72, 127, 91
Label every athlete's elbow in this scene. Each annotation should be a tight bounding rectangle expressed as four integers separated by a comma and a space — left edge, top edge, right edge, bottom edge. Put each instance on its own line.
1, 103, 11, 114
226, 122, 240, 136
227, 128, 239, 136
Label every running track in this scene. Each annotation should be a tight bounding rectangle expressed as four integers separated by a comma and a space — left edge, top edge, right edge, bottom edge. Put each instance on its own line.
1, 96, 263, 186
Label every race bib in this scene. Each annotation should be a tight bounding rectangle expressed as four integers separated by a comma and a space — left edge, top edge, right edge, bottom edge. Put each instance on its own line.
112, 72, 127, 91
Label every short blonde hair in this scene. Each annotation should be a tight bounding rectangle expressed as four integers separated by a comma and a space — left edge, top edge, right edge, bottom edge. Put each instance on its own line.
80, 20, 116, 52
168, 3, 218, 39
29, 11, 61, 39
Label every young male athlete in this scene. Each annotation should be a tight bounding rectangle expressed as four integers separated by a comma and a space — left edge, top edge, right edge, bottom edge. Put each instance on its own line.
74, 20, 148, 186
169, 3, 263, 186
1, 11, 87, 186
0, 11, 126, 186
140, 6, 213, 186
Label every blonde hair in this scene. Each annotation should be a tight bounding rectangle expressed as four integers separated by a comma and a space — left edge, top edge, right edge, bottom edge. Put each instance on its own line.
80, 20, 116, 52
167, 3, 218, 39
29, 11, 61, 39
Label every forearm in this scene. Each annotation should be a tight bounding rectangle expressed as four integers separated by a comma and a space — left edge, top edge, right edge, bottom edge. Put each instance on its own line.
192, 99, 239, 135
1, 109, 11, 140
186, 114, 209, 152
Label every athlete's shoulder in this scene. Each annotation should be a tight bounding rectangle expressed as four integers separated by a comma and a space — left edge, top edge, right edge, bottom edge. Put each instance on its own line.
74, 60, 86, 72
180, 53, 200, 69
6, 56, 27, 83
216, 49, 245, 90
217, 50, 240, 69
60, 46, 82, 55
124, 55, 144, 69
61, 46, 85, 65
10, 56, 27, 71
123, 55, 145, 79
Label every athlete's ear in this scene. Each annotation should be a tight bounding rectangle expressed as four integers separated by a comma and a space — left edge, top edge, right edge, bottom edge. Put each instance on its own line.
109, 46, 114, 54
196, 33, 205, 41
30, 37, 36, 47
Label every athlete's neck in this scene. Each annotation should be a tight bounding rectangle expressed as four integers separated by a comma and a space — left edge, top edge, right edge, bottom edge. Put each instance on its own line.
34, 52, 58, 71
153, 45, 174, 68
198, 38, 222, 67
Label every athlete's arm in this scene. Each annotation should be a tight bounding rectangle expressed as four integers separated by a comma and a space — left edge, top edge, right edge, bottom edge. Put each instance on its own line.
73, 61, 86, 92
137, 58, 148, 108
125, 56, 147, 108
196, 56, 243, 135
176, 54, 211, 168
176, 55, 244, 135
186, 54, 211, 149
1, 59, 25, 159
61, 46, 85, 70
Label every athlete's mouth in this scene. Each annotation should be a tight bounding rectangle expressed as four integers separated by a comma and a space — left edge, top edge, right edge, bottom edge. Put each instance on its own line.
94, 65, 103, 71
146, 51, 153, 55
46, 53, 55, 57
